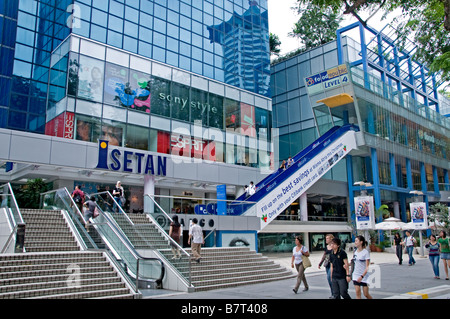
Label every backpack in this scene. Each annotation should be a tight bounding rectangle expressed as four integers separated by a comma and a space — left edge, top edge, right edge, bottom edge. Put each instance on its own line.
73, 193, 82, 203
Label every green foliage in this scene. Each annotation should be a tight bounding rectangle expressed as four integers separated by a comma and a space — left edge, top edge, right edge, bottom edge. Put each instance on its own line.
289, 4, 343, 50
14, 179, 49, 209
269, 33, 281, 56
294, 0, 450, 86
429, 202, 450, 233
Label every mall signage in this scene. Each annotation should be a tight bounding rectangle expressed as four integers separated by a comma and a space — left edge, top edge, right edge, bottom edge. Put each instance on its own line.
304, 64, 350, 95
96, 140, 167, 176
409, 202, 428, 230
354, 196, 375, 230
256, 129, 357, 229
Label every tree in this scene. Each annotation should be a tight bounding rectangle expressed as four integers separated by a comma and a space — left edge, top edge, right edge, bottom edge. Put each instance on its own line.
14, 179, 49, 209
269, 32, 281, 56
289, 4, 343, 50
295, 0, 450, 85
429, 202, 450, 234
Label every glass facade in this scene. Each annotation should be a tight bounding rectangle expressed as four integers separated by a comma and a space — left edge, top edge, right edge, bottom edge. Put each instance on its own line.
47, 35, 272, 168
271, 24, 449, 227
1, 0, 270, 135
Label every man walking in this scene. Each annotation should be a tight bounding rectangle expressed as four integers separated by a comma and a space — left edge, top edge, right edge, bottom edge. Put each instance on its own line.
330, 237, 351, 299
188, 218, 204, 263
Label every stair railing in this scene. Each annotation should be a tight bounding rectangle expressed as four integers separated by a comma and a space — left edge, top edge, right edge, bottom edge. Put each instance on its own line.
40, 188, 165, 293
90, 191, 193, 289
0, 183, 25, 253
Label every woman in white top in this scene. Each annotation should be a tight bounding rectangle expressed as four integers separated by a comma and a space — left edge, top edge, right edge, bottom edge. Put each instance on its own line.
351, 235, 372, 299
291, 236, 310, 293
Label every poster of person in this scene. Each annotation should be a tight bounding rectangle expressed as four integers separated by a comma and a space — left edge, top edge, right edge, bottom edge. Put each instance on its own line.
100, 122, 123, 146
77, 56, 104, 103
409, 202, 428, 229
75, 117, 100, 142
354, 196, 375, 230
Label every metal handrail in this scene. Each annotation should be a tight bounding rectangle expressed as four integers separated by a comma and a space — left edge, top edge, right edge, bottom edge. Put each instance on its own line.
41, 188, 165, 292
144, 194, 193, 287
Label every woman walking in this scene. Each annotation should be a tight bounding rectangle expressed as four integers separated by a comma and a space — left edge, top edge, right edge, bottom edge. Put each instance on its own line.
438, 231, 450, 280
425, 235, 440, 279
351, 235, 372, 299
402, 231, 416, 266
318, 234, 334, 298
291, 236, 309, 293
169, 215, 182, 259
394, 233, 403, 265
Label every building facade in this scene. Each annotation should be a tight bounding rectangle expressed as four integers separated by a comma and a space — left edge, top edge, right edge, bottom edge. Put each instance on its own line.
269, 22, 450, 252
0, 0, 273, 243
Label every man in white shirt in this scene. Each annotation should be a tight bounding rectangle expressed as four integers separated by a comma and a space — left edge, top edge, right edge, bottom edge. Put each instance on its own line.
188, 218, 204, 263
248, 181, 256, 196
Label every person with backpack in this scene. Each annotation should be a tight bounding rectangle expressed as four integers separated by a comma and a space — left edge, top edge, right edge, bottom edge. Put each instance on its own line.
71, 185, 85, 213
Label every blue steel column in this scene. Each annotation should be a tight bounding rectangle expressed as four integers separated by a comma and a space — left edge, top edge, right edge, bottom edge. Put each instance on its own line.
420, 163, 429, 208
347, 154, 355, 225
371, 148, 382, 211
389, 153, 397, 187
432, 166, 439, 194
444, 169, 449, 191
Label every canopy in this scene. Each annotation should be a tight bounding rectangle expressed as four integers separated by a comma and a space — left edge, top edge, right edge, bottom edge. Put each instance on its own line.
375, 217, 406, 230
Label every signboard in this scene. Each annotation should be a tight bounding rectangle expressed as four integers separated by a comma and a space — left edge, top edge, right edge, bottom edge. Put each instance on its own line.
354, 196, 375, 230
216, 185, 227, 215
304, 64, 350, 95
256, 130, 357, 229
410, 202, 428, 230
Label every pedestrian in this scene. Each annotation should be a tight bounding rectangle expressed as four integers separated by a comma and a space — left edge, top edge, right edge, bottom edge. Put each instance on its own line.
188, 218, 204, 263
394, 233, 403, 265
291, 236, 309, 293
351, 235, 372, 299
71, 185, 85, 213
329, 237, 351, 299
402, 231, 416, 266
318, 234, 334, 298
247, 181, 256, 196
425, 234, 440, 279
280, 160, 286, 170
112, 181, 124, 211
287, 156, 294, 168
169, 215, 182, 260
438, 230, 450, 280
82, 196, 96, 230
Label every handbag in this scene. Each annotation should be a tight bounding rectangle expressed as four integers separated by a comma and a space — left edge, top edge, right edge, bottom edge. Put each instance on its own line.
93, 207, 100, 218
301, 254, 312, 268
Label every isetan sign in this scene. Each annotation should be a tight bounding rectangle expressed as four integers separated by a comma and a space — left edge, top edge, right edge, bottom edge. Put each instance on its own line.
96, 140, 167, 176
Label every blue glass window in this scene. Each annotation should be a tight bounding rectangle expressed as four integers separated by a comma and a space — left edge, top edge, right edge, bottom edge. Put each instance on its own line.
109, 15, 123, 33
90, 24, 107, 42
92, 9, 108, 27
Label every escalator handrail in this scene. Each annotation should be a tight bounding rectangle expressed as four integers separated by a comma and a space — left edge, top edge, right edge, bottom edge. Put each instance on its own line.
239, 124, 359, 207
41, 188, 165, 286
235, 125, 342, 202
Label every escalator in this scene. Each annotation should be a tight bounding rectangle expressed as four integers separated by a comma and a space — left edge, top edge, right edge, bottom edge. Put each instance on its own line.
40, 188, 165, 292
230, 124, 360, 229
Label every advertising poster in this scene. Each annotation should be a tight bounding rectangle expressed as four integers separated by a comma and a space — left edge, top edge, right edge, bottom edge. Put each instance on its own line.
78, 56, 104, 102
354, 196, 375, 230
409, 202, 428, 229
256, 130, 357, 229
240, 102, 256, 137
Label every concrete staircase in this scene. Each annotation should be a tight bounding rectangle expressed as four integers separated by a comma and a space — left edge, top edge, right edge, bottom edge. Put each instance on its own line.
0, 251, 135, 299
183, 247, 295, 292
119, 213, 295, 291
0, 209, 136, 299
21, 209, 80, 252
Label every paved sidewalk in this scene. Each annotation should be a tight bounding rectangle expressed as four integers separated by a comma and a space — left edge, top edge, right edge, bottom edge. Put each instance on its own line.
145, 250, 450, 300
